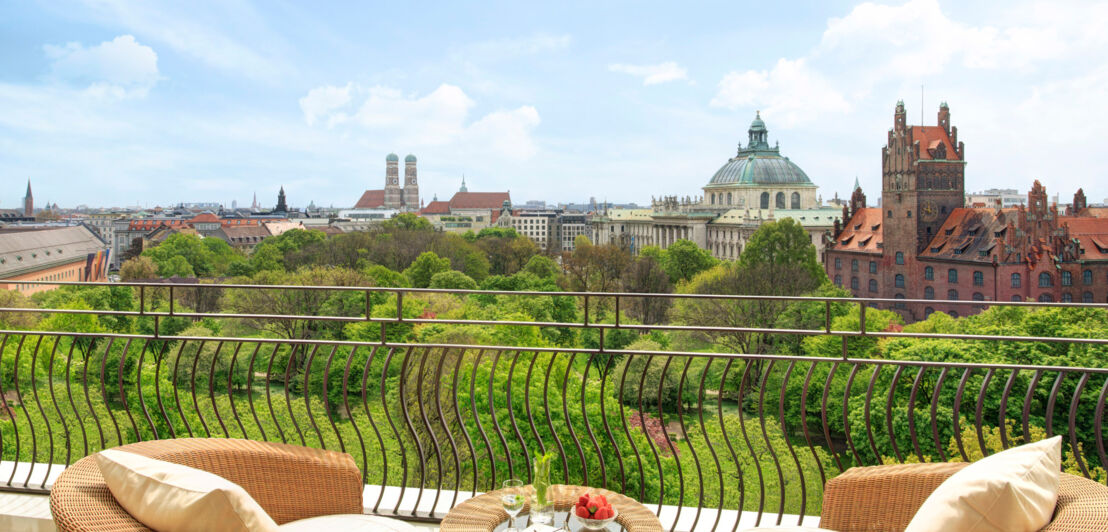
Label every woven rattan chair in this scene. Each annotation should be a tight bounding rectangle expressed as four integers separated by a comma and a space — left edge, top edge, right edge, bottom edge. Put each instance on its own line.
820, 462, 1108, 532
49, 438, 364, 532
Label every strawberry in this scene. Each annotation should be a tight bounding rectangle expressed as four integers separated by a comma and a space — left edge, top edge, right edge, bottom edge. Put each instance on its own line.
578, 495, 590, 507
575, 506, 591, 518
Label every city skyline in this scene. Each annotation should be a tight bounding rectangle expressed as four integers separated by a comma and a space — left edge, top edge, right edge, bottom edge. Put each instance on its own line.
3, 0, 1107, 208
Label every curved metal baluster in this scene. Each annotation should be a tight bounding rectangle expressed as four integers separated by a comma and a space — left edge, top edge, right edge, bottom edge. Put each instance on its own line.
778, 361, 807, 525
84, 337, 112, 451
561, 352, 587, 486
506, 351, 533, 483
101, 338, 127, 447
356, 346, 382, 497
246, 344, 274, 442
379, 347, 408, 514
133, 340, 158, 441
20, 336, 44, 486
398, 346, 426, 516
679, 357, 704, 528
719, 359, 744, 532
6, 335, 28, 487
800, 362, 827, 487
228, 343, 254, 439
907, 366, 926, 462
284, 343, 309, 446
756, 360, 784, 525
0, 335, 10, 473
974, 369, 996, 456
617, 353, 644, 500
34, 337, 59, 484
951, 368, 973, 461
449, 347, 476, 508
1068, 373, 1091, 478
117, 339, 148, 442
999, 369, 1020, 450
1022, 370, 1044, 444
736, 359, 764, 526
302, 344, 327, 448
543, 351, 569, 484
1045, 372, 1067, 439
342, 345, 367, 478
54, 341, 79, 466
434, 348, 461, 515
63, 339, 90, 458
638, 355, 665, 515
599, 353, 626, 492
173, 340, 196, 438
821, 362, 846, 471
468, 350, 495, 490
580, 352, 607, 488
265, 343, 286, 443
697, 357, 723, 531
863, 365, 882, 463
929, 367, 949, 462
154, 342, 183, 440
488, 350, 514, 480
524, 351, 546, 459
209, 342, 235, 438
841, 364, 862, 465
192, 341, 218, 438
1093, 377, 1108, 477
885, 365, 905, 463
321, 345, 348, 452
415, 346, 442, 517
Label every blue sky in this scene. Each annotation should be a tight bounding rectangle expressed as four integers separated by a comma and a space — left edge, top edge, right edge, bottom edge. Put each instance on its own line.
2, 0, 1106, 210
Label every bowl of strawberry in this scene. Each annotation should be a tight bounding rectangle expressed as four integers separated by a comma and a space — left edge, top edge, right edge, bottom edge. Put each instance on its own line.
573, 493, 618, 530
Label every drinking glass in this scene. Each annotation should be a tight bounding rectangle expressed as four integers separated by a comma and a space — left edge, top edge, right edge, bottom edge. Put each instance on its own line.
501, 479, 525, 532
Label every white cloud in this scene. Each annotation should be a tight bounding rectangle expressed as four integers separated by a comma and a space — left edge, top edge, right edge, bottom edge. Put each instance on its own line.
608, 62, 688, 85
710, 58, 849, 125
44, 35, 160, 98
301, 83, 541, 160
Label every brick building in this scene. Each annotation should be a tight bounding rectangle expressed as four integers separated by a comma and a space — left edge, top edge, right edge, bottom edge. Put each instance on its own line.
826, 102, 1108, 321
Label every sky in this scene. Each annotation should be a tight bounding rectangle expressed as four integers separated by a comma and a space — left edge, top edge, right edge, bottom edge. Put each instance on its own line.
2, 0, 1107, 210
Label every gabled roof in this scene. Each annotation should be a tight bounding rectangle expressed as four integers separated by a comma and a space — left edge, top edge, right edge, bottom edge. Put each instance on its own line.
420, 200, 450, 215
448, 191, 510, 210
354, 190, 385, 209
830, 208, 882, 253
919, 208, 1014, 262
0, 226, 107, 277
1060, 216, 1108, 261
910, 126, 958, 161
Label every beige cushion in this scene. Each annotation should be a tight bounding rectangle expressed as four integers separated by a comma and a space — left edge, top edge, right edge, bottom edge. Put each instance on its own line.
96, 449, 279, 532
276, 514, 418, 531
905, 436, 1062, 532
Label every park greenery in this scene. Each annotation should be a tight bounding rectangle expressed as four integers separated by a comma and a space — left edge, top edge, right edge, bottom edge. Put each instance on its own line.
0, 214, 1106, 515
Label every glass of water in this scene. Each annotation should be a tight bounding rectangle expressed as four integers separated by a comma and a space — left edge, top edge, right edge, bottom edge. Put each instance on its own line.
501, 479, 525, 532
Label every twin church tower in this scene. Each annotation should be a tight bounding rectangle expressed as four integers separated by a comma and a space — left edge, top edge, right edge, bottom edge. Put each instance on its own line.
384, 153, 419, 210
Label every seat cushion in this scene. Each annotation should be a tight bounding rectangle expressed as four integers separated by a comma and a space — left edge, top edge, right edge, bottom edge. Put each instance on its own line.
276, 514, 418, 531
96, 449, 279, 532
904, 436, 1062, 532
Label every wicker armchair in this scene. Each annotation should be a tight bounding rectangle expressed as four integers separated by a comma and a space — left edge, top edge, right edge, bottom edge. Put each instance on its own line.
49, 438, 364, 532
820, 462, 1108, 532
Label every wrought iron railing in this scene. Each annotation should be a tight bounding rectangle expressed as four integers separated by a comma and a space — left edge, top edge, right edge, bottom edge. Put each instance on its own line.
1, 281, 1107, 530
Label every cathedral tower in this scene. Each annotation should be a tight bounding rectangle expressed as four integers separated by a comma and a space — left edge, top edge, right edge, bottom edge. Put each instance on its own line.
23, 179, 33, 217
276, 186, 287, 213
403, 154, 419, 210
384, 153, 402, 209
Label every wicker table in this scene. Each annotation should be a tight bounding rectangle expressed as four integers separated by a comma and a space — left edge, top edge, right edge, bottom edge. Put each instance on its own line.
440, 484, 662, 532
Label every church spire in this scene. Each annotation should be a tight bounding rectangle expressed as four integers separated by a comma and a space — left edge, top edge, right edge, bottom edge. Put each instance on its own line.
23, 178, 33, 217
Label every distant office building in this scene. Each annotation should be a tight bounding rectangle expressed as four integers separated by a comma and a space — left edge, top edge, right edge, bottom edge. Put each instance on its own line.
966, 188, 1026, 208
0, 225, 109, 295
420, 179, 511, 233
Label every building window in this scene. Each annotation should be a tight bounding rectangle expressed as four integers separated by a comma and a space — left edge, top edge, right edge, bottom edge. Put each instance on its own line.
1011, 273, 1021, 288
894, 293, 906, 309
710, 193, 715, 205
869, 261, 877, 274
834, 275, 842, 287
895, 274, 905, 288
924, 286, 934, 299
895, 252, 904, 265
835, 257, 841, 269
727, 192, 733, 205
851, 277, 859, 290
760, 192, 770, 209
1039, 272, 1053, 287
948, 289, 959, 300
869, 279, 878, 292
973, 271, 984, 286
949, 310, 959, 318
907, 210, 912, 218
924, 306, 935, 318
1062, 293, 1073, 302
948, 269, 958, 283
776, 192, 786, 209
1084, 269, 1093, 285
1012, 295, 1022, 302
887, 210, 892, 218
972, 292, 984, 301
851, 259, 859, 272
791, 192, 800, 209
1038, 293, 1054, 302
1083, 291, 1094, 303
924, 266, 934, 280
1061, 271, 1072, 286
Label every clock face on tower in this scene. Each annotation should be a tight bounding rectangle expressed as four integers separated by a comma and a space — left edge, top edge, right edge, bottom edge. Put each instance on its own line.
921, 200, 939, 222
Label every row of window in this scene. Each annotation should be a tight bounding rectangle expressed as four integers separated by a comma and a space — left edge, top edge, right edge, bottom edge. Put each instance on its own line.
835, 258, 879, 274
709, 191, 803, 209
836, 259, 1106, 290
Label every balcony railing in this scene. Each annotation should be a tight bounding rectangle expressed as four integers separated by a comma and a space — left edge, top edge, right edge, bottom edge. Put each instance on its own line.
1, 281, 1107, 530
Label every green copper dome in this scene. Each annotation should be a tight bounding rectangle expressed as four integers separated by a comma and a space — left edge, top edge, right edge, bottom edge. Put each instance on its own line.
707, 112, 813, 186
386, 153, 399, 162
405, 154, 416, 163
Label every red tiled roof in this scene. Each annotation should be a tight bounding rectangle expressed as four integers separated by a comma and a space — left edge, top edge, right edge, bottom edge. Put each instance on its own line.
831, 208, 882, 253
420, 200, 450, 215
355, 190, 385, 209
1060, 216, 1108, 260
190, 213, 220, 223
448, 191, 510, 210
910, 126, 958, 161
